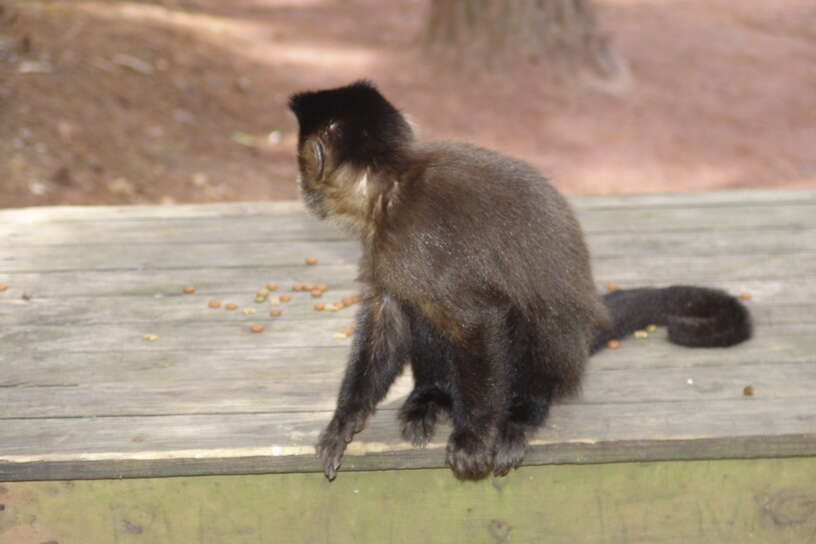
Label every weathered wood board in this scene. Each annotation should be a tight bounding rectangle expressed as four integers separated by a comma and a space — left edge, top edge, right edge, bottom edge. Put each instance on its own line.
1, 189, 815, 482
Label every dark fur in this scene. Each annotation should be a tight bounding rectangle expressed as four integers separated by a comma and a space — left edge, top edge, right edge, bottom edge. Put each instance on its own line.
289, 80, 752, 480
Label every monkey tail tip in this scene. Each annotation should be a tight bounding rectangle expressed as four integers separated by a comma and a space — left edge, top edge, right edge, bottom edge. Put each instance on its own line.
663, 286, 753, 348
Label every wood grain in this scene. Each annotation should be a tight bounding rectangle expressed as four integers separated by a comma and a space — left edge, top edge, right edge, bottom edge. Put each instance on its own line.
1, 189, 814, 481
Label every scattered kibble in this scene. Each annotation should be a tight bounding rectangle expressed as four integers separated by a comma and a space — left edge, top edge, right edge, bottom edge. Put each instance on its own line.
266, 283, 278, 291
303, 283, 315, 291
607, 340, 621, 349
225, 303, 238, 311
739, 292, 752, 301
317, 284, 328, 292
243, 307, 256, 315
306, 257, 318, 265
606, 282, 620, 291
255, 295, 267, 303
634, 330, 649, 339
182, 285, 196, 294
257, 288, 270, 297
340, 328, 354, 337
143, 334, 159, 341
333, 332, 349, 339
292, 284, 304, 291
314, 303, 325, 311
268, 296, 281, 305
208, 299, 221, 309
325, 304, 339, 311
250, 324, 265, 333
270, 309, 282, 317
0, 283, 8, 292
743, 385, 754, 396
280, 294, 292, 302
311, 289, 323, 298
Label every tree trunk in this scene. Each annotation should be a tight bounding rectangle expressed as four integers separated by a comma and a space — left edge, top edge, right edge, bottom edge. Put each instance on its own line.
424, 0, 624, 83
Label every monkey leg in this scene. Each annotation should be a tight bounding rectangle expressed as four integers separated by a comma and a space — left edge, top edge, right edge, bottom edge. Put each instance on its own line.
492, 392, 550, 477
445, 316, 514, 480
316, 294, 410, 480
493, 326, 589, 477
399, 309, 453, 446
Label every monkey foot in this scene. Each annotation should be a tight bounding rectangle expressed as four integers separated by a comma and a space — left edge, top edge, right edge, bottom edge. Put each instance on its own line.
445, 430, 494, 480
492, 422, 528, 477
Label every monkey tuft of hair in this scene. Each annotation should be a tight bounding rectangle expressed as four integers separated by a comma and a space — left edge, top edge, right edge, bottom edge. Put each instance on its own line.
289, 79, 413, 171
288, 81, 753, 482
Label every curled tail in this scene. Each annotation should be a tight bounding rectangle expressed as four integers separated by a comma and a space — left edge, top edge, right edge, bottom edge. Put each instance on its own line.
591, 285, 752, 354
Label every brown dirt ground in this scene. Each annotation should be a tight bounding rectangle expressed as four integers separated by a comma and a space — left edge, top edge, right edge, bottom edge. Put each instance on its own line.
1, 0, 815, 209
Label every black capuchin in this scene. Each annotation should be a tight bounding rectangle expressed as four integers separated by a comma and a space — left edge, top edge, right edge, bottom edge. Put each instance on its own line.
288, 80, 752, 481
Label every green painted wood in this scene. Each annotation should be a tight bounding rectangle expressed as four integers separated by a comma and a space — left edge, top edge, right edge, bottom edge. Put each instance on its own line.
2, 458, 816, 543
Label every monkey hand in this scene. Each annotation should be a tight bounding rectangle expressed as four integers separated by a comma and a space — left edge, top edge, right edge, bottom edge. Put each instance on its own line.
315, 411, 368, 480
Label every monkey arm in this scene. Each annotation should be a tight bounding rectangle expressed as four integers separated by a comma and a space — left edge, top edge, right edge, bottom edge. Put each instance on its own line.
316, 293, 411, 480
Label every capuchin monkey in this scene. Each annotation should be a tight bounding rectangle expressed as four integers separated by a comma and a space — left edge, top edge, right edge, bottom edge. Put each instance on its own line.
288, 80, 752, 481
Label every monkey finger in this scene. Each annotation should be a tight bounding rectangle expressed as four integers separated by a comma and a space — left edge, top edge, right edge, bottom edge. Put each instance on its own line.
316, 437, 345, 480
324, 456, 341, 481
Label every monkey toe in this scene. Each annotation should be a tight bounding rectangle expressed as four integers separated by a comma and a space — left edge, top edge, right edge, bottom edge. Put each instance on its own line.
400, 417, 436, 447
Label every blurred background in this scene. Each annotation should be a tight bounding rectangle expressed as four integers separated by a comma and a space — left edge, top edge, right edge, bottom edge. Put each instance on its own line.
1, 0, 814, 209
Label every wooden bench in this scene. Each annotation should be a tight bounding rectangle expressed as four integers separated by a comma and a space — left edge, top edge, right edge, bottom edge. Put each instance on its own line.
2, 188, 815, 542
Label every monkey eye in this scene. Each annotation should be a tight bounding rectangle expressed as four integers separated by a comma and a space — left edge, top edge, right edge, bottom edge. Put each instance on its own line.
310, 139, 324, 180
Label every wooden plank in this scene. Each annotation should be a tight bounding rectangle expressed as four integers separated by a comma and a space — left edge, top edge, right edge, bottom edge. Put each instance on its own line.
1, 309, 812, 354
2, 458, 816, 543
0, 266, 358, 298
4, 230, 815, 275
3, 206, 814, 249
0, 289, 366, 325
0, 291, 808, 328
3, 328, 816, 389
3, 240, 815, 277
1, 397, 814, 481
574, 187, 816, 208
0, 316, 361, 352
0, 274, 803, 305
1, 188, 814, 224
0, 360, 811, 419
0, 200, 308, 223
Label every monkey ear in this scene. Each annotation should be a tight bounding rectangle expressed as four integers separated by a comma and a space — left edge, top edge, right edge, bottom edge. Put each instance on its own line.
300, 137, 325, 182
310, 139, 325, 180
